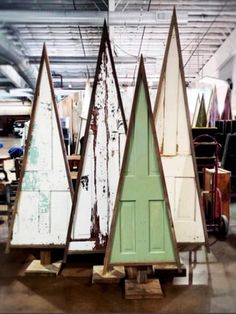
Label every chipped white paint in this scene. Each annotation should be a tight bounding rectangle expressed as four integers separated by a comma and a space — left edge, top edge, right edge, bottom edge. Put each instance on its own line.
11, 57, 72, 246
69, 240, 96, 251
154, 26, 206, 244
70, 43, 126, 252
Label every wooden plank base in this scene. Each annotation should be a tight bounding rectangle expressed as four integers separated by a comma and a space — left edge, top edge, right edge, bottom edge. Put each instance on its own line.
153, 262, 186, 277
25, 260, 62, 276
125, 279, 163, 299
92, 265, 125, 284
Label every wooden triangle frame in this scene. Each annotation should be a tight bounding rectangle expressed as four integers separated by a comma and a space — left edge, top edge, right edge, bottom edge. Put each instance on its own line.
6, 44, 73, 252
153, 8, 209, 250
221, 87, 232, 120
103, 56, 181, 273
63, 20, 127, 263
207, 86, 220, 127
196, 94, 207, 127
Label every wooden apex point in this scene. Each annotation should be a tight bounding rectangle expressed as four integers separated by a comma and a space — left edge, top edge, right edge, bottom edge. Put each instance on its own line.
92, 265, 125, 284
125, 279, 164, 299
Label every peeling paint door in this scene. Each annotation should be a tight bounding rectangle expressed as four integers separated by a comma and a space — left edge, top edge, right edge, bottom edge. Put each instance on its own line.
66, 23, 127, 254
154, 10, 207, 245
104, 58, 179, 268
9, 46, 73, 247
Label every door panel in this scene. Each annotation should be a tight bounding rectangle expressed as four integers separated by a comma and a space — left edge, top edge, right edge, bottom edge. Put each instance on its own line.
120, 201, 136, 253
70, 43, 126, 251
11, 56, 72, 247
154, 19, 207, 245
109, 79, 177, 265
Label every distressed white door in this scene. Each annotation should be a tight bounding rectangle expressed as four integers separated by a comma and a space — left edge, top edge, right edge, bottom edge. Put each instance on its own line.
10, 46, 73, 247
154, 12, 207, 245
69, 38, 126, 252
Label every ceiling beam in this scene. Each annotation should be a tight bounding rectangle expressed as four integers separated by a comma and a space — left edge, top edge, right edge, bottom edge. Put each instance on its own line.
199, 27, 236, 79
15, 32, 226, 40
115, 0, 236, 6
10, 24, 234, 31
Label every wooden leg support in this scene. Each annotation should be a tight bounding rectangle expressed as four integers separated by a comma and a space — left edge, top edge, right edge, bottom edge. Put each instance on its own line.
40, 250, 51, 266
125, 266, 163, 299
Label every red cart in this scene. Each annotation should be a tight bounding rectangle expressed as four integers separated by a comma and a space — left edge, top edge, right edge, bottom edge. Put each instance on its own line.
193, 134, 229, 238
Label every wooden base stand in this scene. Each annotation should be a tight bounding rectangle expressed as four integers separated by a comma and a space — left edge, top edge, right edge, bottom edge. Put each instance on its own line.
153, 262, 186, 277
125, 279, 163, 299
125, 266, 163, 299
92, 265, 125, 283
25, 260, 62, 276
25, 250, 61, 276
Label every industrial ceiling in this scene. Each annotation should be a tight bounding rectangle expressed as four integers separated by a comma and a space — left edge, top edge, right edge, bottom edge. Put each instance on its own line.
0, 0, 236, 101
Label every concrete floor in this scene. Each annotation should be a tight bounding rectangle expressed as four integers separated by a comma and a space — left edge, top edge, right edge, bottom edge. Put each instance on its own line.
0, 136, 236, 313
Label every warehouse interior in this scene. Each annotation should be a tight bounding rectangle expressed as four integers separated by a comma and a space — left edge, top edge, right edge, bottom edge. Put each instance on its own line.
0, 0, 236, 313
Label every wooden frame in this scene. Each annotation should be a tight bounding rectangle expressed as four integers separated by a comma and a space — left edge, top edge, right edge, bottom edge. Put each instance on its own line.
6, 44, 73, 252
195, 94, 207, 127
208, 87, 220, 126
221, 87, 232, 120
63, 20, 127, 262
103, 56, 181, 273
153, 8, 209, 250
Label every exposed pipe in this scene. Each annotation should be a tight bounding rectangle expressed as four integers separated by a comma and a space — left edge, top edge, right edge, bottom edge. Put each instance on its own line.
0, 10, 188, 25
0, 33, 37, 89
28, 56, 157, 64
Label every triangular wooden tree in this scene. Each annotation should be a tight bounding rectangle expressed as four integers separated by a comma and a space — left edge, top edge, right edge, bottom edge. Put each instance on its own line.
192, 93, 201, 126
6, 44, 73, 250
221, 87, 232, 120
207, 86, 220, 127
103, 56, 180, 271
153, 9, 208, 247
196, 94, 207, 127
63, 21, 127, 261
